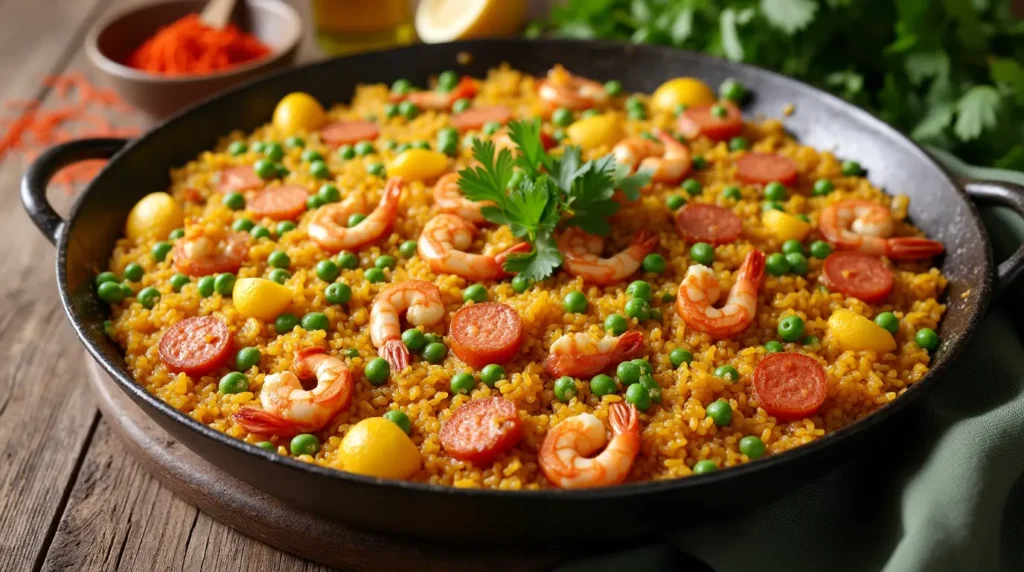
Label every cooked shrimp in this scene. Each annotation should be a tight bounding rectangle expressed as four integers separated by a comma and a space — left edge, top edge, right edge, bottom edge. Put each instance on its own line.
676, 249, 765, 338
433, 172, 494, 224
612, 129, 691, 183
234, 348, 353, 436
557, 227, 658, 285
308, 177, 403, 252
370, 281, 445, 371
819, 199, 944, 261
405, 76, 477, 110
172, 228, 250, 277
544, 330, 644, 378
417, 213, 529, 281
537, 65, 609, 110
539, 402, 641, 489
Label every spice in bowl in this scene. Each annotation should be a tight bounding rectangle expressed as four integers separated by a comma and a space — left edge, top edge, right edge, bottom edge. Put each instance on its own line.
126, 14, 270, 76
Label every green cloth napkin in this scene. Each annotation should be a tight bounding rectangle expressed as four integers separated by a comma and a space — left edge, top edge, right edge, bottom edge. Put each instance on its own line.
558, 153, 1024, 572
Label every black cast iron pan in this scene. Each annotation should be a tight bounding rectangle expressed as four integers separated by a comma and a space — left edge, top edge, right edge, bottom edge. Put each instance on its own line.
20, 39, 1024, 542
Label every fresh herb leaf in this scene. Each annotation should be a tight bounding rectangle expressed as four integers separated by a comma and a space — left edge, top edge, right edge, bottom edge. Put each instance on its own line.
718, 8, 744, 62
990, 58, 1024, 106
503, 232, 562, 283
507, 118, 552, 175
615, 163, 651, 202
904, 51, 950, 86
911, 102, 955, 141
760, 0, 817, 35
954, 85, 1001, 141
459, 139, 514, 209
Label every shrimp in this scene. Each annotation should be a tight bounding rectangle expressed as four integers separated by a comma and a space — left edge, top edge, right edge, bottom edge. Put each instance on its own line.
234, 348, 353, 437
308, 177, 403, 252
819, 199, 944, 261
539, 402, 641, 489
370, 281, 445, 371
405, 76, 477, 110
537, 65, 609, 111
612, 129, 691, 184
417, 213, 530, 281
544, 330, 644, 378
676, 249, 765, 338
433, 172, 494, 224
557, 227, 658, 286
172, 228, 250, 277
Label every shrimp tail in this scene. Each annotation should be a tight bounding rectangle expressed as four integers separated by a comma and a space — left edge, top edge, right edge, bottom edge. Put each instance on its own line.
381, 339, 411, 371
739, 249, 766, 288
633, 230, 658, 251
381, 176, 404, 206
612, 331, 645, 364
234, 408, 302, 437
886, 237, 944, 261
609, 402, 639, 435
293, 347, 327, 378
494, 242, 532, 274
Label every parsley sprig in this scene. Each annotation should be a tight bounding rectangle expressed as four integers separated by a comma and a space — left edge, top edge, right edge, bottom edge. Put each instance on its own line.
457, 119, 649, 281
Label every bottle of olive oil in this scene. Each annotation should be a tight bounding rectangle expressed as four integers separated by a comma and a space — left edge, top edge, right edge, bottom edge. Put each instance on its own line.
311, 0, 416, 56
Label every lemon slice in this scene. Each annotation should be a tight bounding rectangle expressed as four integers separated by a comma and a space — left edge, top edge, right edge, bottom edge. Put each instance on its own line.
415, 0, 527, 43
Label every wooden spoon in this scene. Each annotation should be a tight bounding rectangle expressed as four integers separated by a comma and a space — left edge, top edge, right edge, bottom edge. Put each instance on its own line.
199, 0, 239, 29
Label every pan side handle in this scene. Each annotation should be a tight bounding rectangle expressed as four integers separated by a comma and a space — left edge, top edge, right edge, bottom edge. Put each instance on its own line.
20, 138, 129, 246
962, 179, 1024, 295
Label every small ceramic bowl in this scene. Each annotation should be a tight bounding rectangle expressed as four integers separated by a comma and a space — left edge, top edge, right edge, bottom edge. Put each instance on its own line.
86, 0, 302, 120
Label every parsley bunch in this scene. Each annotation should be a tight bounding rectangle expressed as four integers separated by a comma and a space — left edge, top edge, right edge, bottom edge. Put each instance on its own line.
457, 119, 649, 281
533, 0, 1024, 170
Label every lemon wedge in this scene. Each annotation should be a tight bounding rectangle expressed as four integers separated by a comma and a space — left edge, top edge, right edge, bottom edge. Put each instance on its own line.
415, 0, 527, 43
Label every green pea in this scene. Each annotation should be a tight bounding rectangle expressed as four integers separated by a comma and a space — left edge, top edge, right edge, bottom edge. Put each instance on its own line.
780, 240, 803, 256
119, 282, 134, 299
796, 214, 811, 223
813, 179, 835, 196
481, 121, 501, 136
511, 275, 531, 293
436, 127, 458, 143
267, 269, 291, 284
263, 142, 284, 162
384, 103, 400, 119
285, 135, 305, 149
590, 374, 616, 397
236, 347, 261, 371
785, 252, 809, 275
325, 282, 352, 305
276, 221, 297, 236
563, 291, 587, 313
228, 141, 248, 156
302, 151, 324, 166
232, 218, 255, 233
626, 281, 652, 302
874, 312, 899, 334
624, 298, 650, 321
625, 96, 644, 110
367, 162, 386, 178
219, 372, 249, 394
665, 194, 686, 210
318, 183, 341, 204
251, 141, 266, 153
394, 143, 411, 154
728, 137, 748, 151
763, 201, 785, 212
314, 260, 339, 282
662, 291, 676, 303
426, 332, 442, 343
213, 273, 234, 296
135, 286, 159, 308
290, 434, 320, 456
552, 108, 573, 127
554, 376, 577, 402
391, 78, 412, 94
268, 251, 290, 269
625, 383, 652, 411
764, 182, 787, 201
301, 312, 329, 331
450, 372, 476, 394
715, 365, 739, 382
398, 100, 419, 120
778, 315, 805, 341
765, 340, 783, 353
338, 145, 356, 160
463, 284, 489, 303
670, 348, 693, 368
274, 313, 299, 334
841, 160, 863, 176
197, 276, 216, 298
97, 281, 125, 303
383, 410, 411, 434
640, 375, 662, 404
476, 364, 504, 387
398, 240, 418, 258
250, 224, 272, 239
256, 441, 275, 451
765, 253, 790, 276
603, 80, 623, 96
123, 263, 144, 282
276, 164, 291, 178
604, 314, 628, 335
710, 104, 727, 118
354, 141, 375, 156
337, 251, 359, 269
423, 342, 447, 364
452, 98, 471, 114
96, 271, 119, 286
642, 253, 666, 274
690, 242, 714, 265
375, 255, 397, 270
682, 178, 702, 196
692, 460, 717, 474
365, 268, 386, 283
809, 240, 833, 259
365, 357, 391, 385
915, 328, 940, 351
345, 212, 366, 228
627, 106, 647, 120
343, 348, 360, 358
721, 185, 742, 201
739, 435, 766, 459
409, 140, 430, 151
706, 399, 732, 427
691, 156, 707, 170
438, 137, 458, 156
632, 359, 653, 376
719, 78, 747, 101
168, 228, 185, 240
616, 361, 641, 386
804, 335, 820, 346
170, 273, 189, 292
149, 241, 172, 263
552, 128, 566, 141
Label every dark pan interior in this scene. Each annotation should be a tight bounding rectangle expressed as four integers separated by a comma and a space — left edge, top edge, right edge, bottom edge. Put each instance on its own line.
57, 39, 993, 541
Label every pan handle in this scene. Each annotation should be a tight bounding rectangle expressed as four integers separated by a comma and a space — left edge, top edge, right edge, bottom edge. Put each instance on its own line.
961, 178, 1024, 295
20, 138, 129, 246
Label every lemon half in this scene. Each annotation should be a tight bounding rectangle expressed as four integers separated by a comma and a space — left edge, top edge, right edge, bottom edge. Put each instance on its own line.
415, 0, 527, 43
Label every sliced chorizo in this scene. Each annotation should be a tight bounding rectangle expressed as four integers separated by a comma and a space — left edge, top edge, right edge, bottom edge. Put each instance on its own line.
440, 396, 522, 465
450, 106, 513, 132
674, 203, 743, 245
821, 251, 894, 304
449, 302, 523, 368
320, 120, 380, 146
217, 166, 264, 193
158, 316, 233, 376
753, 352, 827, 421
247, 185, 308, 220
677, 101, 744, 142
735, 152, 798, 185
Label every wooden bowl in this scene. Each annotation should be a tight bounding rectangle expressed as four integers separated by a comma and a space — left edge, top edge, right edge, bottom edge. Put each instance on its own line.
85, 0, 301, 120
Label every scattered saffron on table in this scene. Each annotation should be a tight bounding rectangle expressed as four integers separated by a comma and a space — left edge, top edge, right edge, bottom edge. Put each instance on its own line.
126, 14, 271, 76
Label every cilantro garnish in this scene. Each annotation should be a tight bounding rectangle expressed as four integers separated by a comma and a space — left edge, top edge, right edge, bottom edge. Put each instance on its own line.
457, 119, 650, 281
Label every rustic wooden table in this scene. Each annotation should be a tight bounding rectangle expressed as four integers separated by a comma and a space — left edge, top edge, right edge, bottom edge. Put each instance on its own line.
0, 1, 342, 570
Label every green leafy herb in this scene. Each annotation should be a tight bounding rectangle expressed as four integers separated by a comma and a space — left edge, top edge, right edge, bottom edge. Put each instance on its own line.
458, 119, 649, 281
